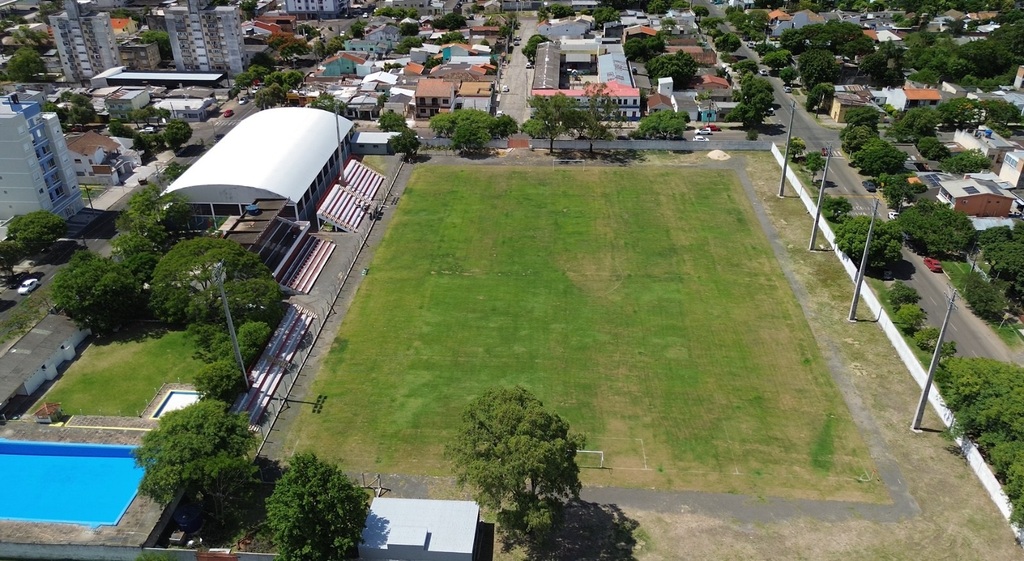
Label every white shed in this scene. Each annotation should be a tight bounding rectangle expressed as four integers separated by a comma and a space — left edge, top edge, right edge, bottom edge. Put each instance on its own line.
360, 498, 481, 561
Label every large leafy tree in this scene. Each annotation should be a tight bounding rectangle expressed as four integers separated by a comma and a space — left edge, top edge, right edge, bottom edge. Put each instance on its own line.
645, 51, 698, 87
446, 386, 584, 541
522, 34, 549, 63
195, 360, 246, 404
859, 42, 905, 87
389, 128, 420, 161
851, 138, 908, 177
265, 453, 369, 561
761, 49, 792, 70
797, 49, 840, 89
523, 93, 580, 152
886, 107, 940, 143
162, 119, 193, 151
574, 83, 619, 152
917, 136, 951, 161
307, 93, 345, 114
51, 252, 145, 334
116, 184, 192, 252
149, 237, 283, 326
0, 240, 26, 279
897, 199, 976, 256
728, 74, 774, 129
6, 210, 66, 253
844, 107, 880, 131
978, 226, 1024, 295
7, 47, 45, 81
834, 216, 904, 267
878, 173, 916, 212
377, 110, 407, 132
624, 35, 666, 62
255, 83, 287, 109
940, 149, 992, 174
135, 400, 257, 520
840, 124, 877, 154
713, 32, 741, 53
633, 110, 689, 139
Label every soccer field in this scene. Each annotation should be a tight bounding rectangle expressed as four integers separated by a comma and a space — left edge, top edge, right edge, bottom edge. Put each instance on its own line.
289, 165, 884, 502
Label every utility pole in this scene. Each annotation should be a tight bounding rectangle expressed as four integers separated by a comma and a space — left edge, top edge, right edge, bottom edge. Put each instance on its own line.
911, 289, 957, 432
808, 144, 832, 251
848, 199, 879, 321
777, 99, 797, 198
214, 261, 249, 389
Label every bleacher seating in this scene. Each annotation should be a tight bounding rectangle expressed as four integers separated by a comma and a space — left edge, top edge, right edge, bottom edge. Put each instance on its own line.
343, 160, 384, 201
236, 304, 317, 426
316, 159, 387, 232
286, 238, 336, 294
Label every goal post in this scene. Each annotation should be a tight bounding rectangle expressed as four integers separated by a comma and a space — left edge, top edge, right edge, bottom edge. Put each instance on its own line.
576, 449, 605, 469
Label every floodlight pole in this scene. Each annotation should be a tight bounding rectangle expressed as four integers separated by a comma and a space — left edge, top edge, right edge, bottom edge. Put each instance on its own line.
214, 261, 249, 389
911, 289, 957, 432
848, 199, 879, 322
808, 143, 832, 251
777, 99, 797, 198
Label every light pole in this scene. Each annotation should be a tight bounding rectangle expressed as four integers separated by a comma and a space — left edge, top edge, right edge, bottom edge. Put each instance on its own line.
213, 261, 249, 389
911, 289, 957, 431
808, 143, 832, 251
848, 199, 879, 321
777, 99, 797, 198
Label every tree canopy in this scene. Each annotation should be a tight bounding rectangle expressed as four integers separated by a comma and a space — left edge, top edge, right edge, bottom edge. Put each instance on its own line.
633, 110, 689, 139
149, 237, 283, 327
886, 107, 940, 143
389, 128, 421, 161
897, 199, 976, 256
523, 93, 579, 152
446, 386, 584, 540
7, 46, 44, 81
797, 49, 840, 89
135, 399, 257, 518
728, 74, 774, 129
645, 51, 698, 88
51, 251, 146, 334
378, 110, 407, 132
940, 149, 992, 175
265, 453, 369, 561
429, 109, 507, 153
162, 119, 193, 151
115, 184, 192, 253
834, 215, 904, 267
6, 210, 66, 253
850, 138, 908, 177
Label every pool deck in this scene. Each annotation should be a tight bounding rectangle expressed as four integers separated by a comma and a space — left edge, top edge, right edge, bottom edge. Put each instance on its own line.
0, 419, 168, 549
141, 383, 197, 419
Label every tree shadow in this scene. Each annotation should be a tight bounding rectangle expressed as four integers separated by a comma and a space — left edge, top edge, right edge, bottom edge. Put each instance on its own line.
90, 322, 171, 346
503, 501, 640, 561
31, 240, 83, 267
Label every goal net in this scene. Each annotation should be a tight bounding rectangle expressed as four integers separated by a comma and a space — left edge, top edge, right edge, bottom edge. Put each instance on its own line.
576, 450, 605, 469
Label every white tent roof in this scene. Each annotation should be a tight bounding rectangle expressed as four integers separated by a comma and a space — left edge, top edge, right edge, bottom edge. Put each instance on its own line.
165, 107, 353, 205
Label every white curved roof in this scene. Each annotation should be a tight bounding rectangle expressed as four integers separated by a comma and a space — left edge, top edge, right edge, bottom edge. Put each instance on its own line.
166, 107, 353, 205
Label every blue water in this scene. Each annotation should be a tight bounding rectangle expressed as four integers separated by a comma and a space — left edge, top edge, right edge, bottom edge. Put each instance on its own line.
0, 440, 145, 527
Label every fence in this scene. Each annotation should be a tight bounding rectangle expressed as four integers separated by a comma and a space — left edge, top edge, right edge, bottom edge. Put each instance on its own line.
769, 143, 1024, 543
420, 138, 774, 152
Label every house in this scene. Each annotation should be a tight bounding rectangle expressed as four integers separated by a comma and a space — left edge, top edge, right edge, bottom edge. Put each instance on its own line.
364, 24, 402, 48
104, 87, 150, 118
954, 128, 1021, 164
404, 62, 426, 75
65, 130, 133, 186
937, 176, 1016, 217
415, 78, 455, 118
999, 150, 1024, 189
829, 90, 876, 123
109, 17, 137, 36
153, 97, 216, 121
767, 8, 792, 24
622, 24, 658, 43
647, 92, 674, 113
384, 91, 414, 116
875, 29, 903, 43
457, 80, 492, 111
441, 43, 479, 60
256, 11, 296, 32
319, 53, 367, 76
537, 16, 593, 39
692, 73, 733, 102
771, 9, 824, 36
873, 86, 941, 111
359, 498, 481, 561
345, 38, 390, 54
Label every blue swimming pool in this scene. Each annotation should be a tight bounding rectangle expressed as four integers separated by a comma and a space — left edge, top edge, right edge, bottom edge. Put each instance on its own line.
0, 440, 145, 527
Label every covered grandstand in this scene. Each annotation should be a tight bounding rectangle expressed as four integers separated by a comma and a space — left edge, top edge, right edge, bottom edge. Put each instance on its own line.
165, 107, 355, 224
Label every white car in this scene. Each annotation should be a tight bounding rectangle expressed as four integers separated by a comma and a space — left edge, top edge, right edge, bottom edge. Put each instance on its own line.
238, 97, 249, 105
697, 127, 713, 134
888, 211, 900, 220
17, 278, 39, 295
693, 135, 710, 142
759, 69, 769, 76
502, 85, 509, 93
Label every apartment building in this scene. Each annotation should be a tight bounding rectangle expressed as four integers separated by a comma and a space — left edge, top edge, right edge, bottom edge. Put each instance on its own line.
0, 92, 83, 221
49, 0, 120, 83
164, 0, 247, 75
118, 40, 162, 71
284, 0, 348, 20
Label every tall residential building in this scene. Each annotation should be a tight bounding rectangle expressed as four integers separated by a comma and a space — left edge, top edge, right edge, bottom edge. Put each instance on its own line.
49, 0, 120, 83
284, 0, 348, 21
164, 0, 247, 75
0, 92, 83, 221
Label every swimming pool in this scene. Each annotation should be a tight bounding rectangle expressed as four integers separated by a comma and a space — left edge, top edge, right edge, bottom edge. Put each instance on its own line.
152, 390, 201, 418
0, 440, 145, 527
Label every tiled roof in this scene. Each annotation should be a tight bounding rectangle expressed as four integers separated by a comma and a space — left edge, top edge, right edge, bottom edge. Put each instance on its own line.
863, 29, 878, 40
767, 9, 791, 20
65, 131, 120, 156
415, 78, 455, 97
904, 87, 941, 100
110, 17, 133, 29
697, 74, 730, 89
648, 93, 673, 109
404, 62, 426, 75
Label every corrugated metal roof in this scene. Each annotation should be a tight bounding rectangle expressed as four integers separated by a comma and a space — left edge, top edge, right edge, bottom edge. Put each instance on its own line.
361, 498, 479, 556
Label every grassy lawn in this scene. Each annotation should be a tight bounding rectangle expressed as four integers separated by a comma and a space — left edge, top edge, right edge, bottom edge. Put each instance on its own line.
38, 325, 201, 417
288, 165, 882, 502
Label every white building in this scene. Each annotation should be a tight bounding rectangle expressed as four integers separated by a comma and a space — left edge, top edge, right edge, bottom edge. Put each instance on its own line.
0, 91, 83, 221
153, 97, 217, 121
999, 150, 1024, 189
360, 498, 481, 561
49, 0, 120, 83
164, 0, 247, 76
165, 107, 353, 222
537, 16, 593, 39
285, 0, 348, 20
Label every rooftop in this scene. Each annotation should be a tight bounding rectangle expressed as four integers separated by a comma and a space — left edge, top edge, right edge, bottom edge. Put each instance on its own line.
0, 315, 81, 404
415, 78, 455, 98
940, 177, 1014, 199
458, 81, 492, 96
903, 87, 941, 101
361, 499, 479, 556
65, 131, 121, 155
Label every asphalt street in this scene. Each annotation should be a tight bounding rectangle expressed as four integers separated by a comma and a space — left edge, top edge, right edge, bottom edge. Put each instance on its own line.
496, 17, 537, 123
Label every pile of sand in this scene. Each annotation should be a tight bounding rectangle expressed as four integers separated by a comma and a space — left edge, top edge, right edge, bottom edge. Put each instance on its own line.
707, 150, 731, 161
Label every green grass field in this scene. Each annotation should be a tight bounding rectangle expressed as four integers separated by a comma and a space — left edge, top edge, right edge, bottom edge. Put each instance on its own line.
288, 165, 883, 501
38, 325, 201, 416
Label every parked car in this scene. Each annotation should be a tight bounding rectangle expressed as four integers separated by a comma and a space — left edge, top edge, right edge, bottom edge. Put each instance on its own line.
502, 85, 509, 93
697, 127, 713, 134
141, 126, 157, 134
784, 86, 792, 93
693, 135, 710, 141
706, 124, 721, 131
923, 257, 943, 273
862, 180, 878, 192
883, 269, 894, 281
17, 278, 39, 295
887, 210, 899, 220
223, 109, 234, 117
525, 62, 534, 69
238, 97, 249, 104
759, 68, 769, 76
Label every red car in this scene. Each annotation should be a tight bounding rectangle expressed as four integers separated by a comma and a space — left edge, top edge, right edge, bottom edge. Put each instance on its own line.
223, 109, 234, 117
923, 257, 943, 273
706, 124, 721, 131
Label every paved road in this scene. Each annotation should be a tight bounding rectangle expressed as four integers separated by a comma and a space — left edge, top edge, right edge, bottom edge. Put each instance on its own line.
496, 17, 537, 123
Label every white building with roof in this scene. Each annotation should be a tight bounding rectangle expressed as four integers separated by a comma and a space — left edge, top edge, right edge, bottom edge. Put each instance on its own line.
49, 0, 120, 83
164, 0, 247, 75
165, 107, 353, 222
360, 498, 481, 561
153, 97, 216, 121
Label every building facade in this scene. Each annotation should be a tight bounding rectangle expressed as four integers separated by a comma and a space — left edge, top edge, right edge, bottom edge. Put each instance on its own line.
164, 0, 247, 75
118, 40, 162, 71
284, 0, 348, 20
0, 93, 84, 221
49, 0, 120, 83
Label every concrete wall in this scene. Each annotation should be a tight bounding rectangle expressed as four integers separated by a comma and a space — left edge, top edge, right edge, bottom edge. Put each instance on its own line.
768, 142, 1024, 545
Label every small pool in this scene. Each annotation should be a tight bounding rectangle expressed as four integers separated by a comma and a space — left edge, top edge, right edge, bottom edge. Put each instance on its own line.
152, 390, 201, 418
0, 440, 145, 527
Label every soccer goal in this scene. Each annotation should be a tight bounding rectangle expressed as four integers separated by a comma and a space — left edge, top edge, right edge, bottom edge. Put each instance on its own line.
576, 449, 605, 469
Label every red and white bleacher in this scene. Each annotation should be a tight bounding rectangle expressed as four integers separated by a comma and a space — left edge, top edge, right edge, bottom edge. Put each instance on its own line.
286, 238, 335, 294
316, 159, 387, 232
343, 159, 384, 201
236, 304, 317, 427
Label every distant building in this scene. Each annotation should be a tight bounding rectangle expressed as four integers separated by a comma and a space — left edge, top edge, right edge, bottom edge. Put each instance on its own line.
65, 130, 133, 186
109, 16, 137, 36
999, 150, 1024, 189
285, 0, 348, 20
953, 128, 1021, 165
164, 0, 247, 75
318, 52, 367, 76
937, 176, 1016, 217
153, 97, 217, 121
118, 40, 162, 71
104, 87, 150, 118
49, 0, 120, 83
0, 92, 83, 220
537, 16, 593, 39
